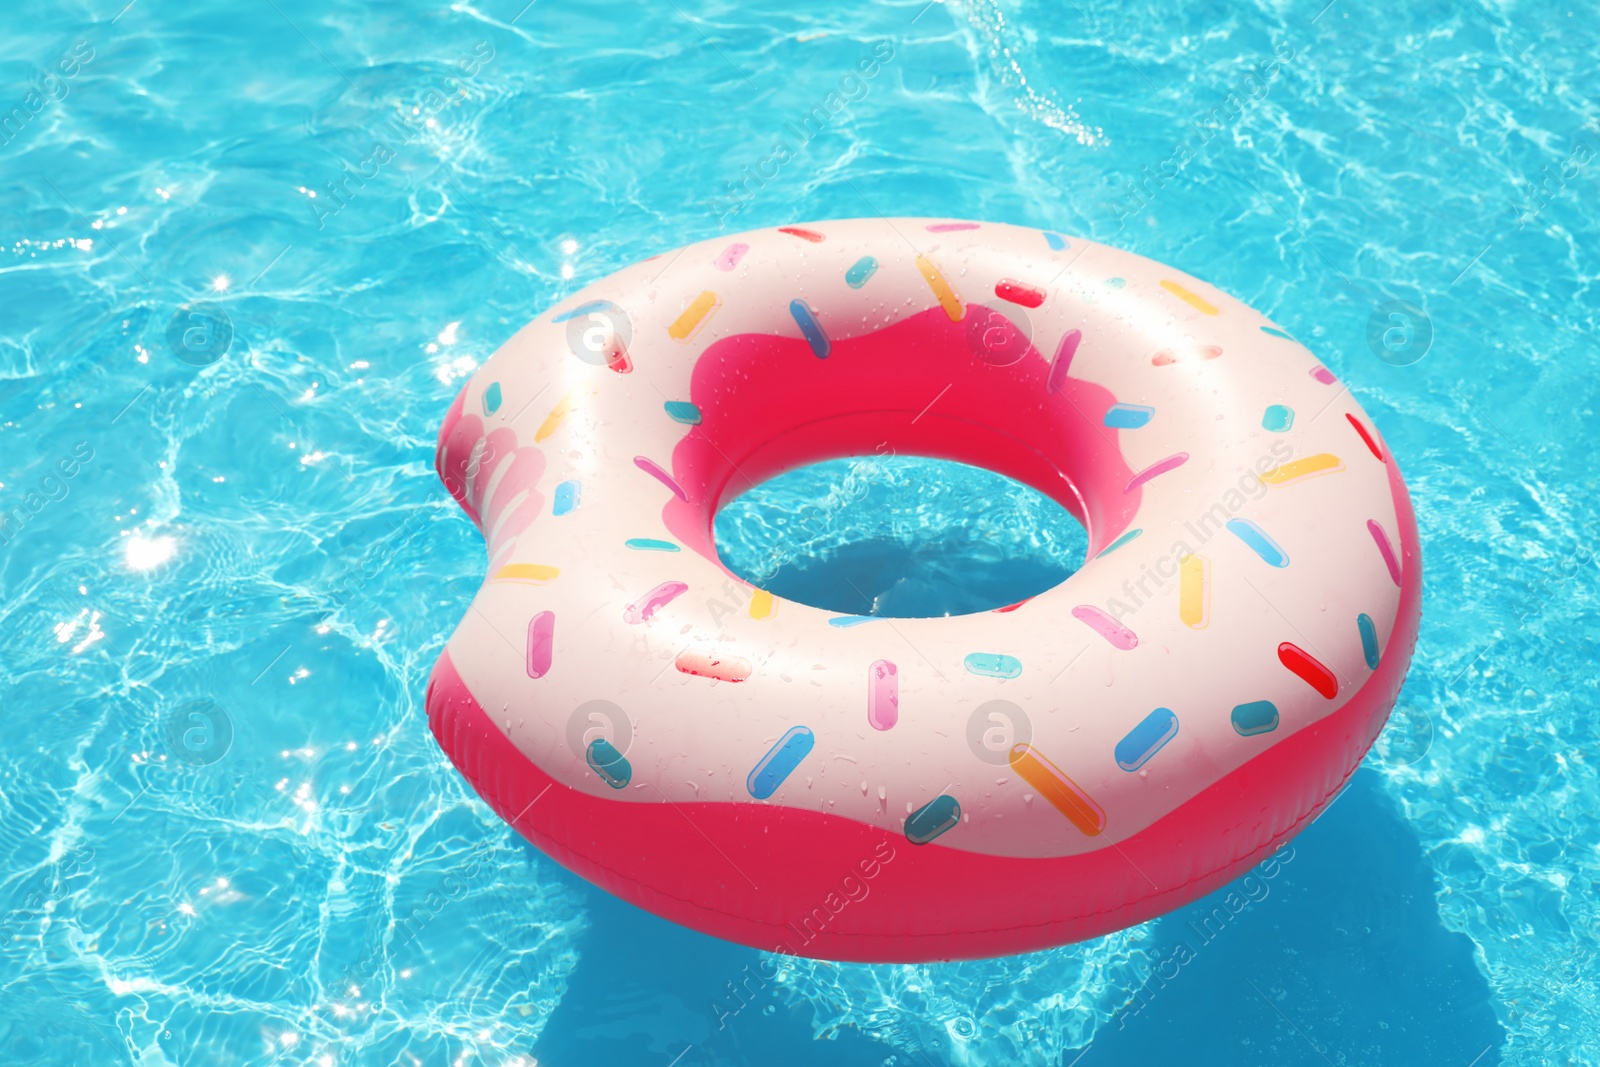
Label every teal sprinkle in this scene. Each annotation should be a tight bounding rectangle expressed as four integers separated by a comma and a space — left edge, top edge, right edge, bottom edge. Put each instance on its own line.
664, 401, 701, 425
482, 381, 502, 415
1097, 528, 1143, 557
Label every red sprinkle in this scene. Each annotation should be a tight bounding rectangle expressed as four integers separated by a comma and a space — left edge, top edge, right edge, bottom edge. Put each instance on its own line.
1278, 642, 1339, 698
777, 226, 825, 243
994, 279, 1045, 308
993, 597, 1035, 613
1346, 412, 1384, 461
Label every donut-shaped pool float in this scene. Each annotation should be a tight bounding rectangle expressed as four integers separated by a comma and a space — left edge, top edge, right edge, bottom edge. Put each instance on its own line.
427, 218, 1420, 963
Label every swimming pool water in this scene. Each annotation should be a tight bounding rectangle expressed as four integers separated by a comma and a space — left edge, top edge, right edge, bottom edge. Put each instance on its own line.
3, 0, 1597, 1063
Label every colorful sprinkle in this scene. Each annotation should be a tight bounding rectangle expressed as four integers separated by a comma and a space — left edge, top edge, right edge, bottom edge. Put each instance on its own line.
1368, 519, 1402, 585
1071, 605, 1138, 650
1159, 279, 1220, 316
667, 291, 720, 342
1262, 404, 1295, 432
714, 242, 749, 271
526, 610, 554, 679
777, 226, 825, 242
827, 615, 878, 628
1346, 413, 1384, 461
483, 382, 502, 415
915, 254, 965, 322
1104, 403, 1154, 429
586, 737, 631, 789
964, 652, 1022, 679
664, 400, 702, 425
927, 222, 981, 232
1358, 613, 1381, 670
790, 299, 831, 359
1278, 642, 1338, 698
1260, 325, 1295, 340
1105, 277, 1126, 289
1225, 518, 1289, 568
625, 538, 680, 552
1261, 454, 1344, 486
1178, 554, 1210, 629
1231, 700, 1279, 736
634, 456, 688, 501
1009, 743, 1105, 836
1097, 528, 1143, 557
550, 299, 612, 324
747, 725, 814, 799
1115, 708, 1179, 771
1152, 345, 1223, 366
552, 479, 581, 516
623, 580, 688, 624
535, 388, 586, 443
905, 794, 961, 844
845, 256, 879, 288
994, 279, 1045, 308
867, 659, 899, 731
1047, 329, 1081, 394
1043, 231, 1068, 251
675, 650, 751, 682
747, 589, 777, 621
1310, 366, 1337, 384
993, 597, 1034, 613
1126, 452, 1188, 492
492, 563, 561, 584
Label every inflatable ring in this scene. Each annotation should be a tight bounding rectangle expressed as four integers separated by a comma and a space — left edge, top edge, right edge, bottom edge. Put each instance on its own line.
427, 218, 1420, 962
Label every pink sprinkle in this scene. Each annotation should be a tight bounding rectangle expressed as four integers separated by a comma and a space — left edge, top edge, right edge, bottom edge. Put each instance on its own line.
1071, 605, 1139, 650
777, 226, 825, 243
634, 456, 688, 501
526, 610, 554, 678
1125, 452, 1189, 493
1311, 366, 1337, 385
1368, 519, 1402, 586
926, 222, 981, 232
714, 243, 749, 271
624, 580, 689, 624
1048, 329, 1081, 394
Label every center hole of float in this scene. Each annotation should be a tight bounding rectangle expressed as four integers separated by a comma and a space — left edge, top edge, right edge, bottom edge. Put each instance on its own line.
713, 455, 1088, 619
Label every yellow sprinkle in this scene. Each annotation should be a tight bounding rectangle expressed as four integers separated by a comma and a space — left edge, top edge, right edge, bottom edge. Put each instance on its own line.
668, 291, 721, 342
1261, 454, 1345, 486
492, 563, 561, 584
747, 589, 776, 620
1178, 554, 1210, 629
1160, 279, 1220, 316
916, 254, 964, 322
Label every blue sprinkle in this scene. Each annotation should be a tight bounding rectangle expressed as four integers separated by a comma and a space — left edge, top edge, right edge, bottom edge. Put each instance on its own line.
1358, 613, 1381, 669
1105, 277, 1126, 288
1115, 708, 1179, 771
790, 299, 830, 359
586, 738, 632, 789
1103, 403, 1154, 429
905, 794, 962, 845
482, 381, 502, 415
747, 726, 814, 800
625, 538, 680, 552
551, 299, 615, 323
553, 480, 580, 516
1097, 528, 1143, 557
1262, 404, 1295, 432
827, 615, 877, 628
664, 400, 702, 425
1226, 518, 1289, 567
964, 653, 1022, 679
1043, 231, 1068, 251
1231, 700, 1280, 737
845, 256, 878, 289
1261, 325, 1295, 340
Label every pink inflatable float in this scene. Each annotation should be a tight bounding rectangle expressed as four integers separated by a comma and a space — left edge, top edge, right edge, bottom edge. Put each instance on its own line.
427, 218, 1420, 962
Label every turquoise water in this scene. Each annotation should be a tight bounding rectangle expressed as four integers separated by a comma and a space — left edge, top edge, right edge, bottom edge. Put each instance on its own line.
2, 0, 1596, 1063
